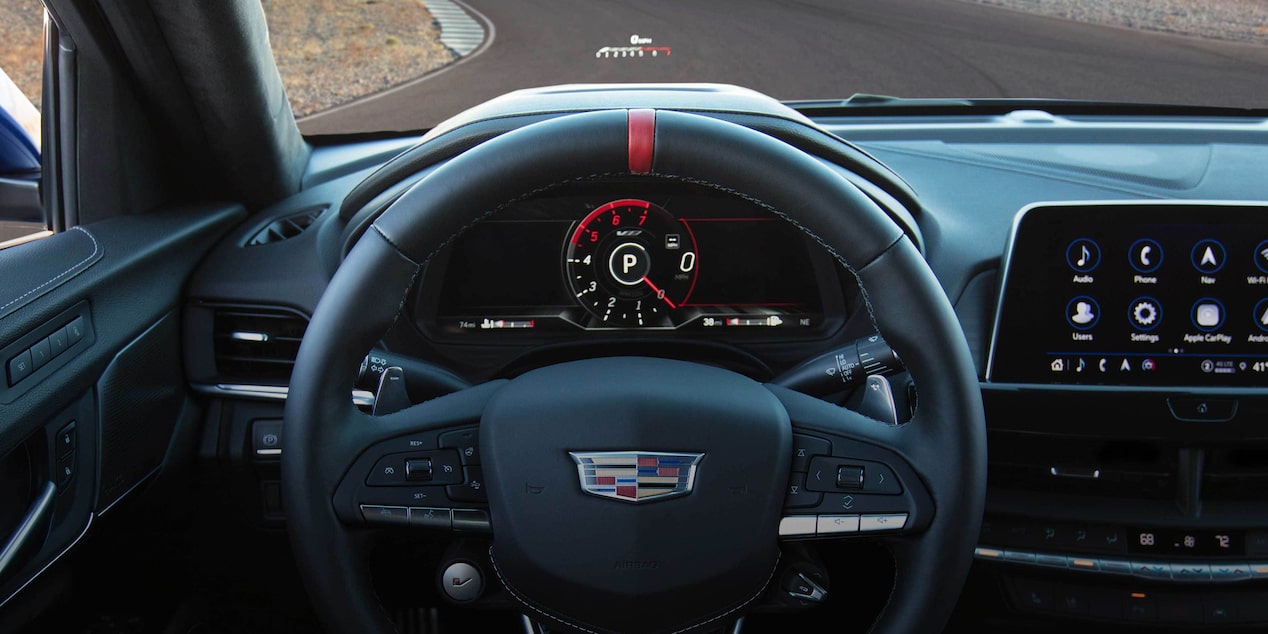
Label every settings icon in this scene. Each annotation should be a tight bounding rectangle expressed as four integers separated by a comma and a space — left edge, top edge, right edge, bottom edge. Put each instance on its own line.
1131, 299, 1160, 329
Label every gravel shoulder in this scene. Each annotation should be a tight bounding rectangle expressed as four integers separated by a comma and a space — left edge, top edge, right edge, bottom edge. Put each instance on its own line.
962, 0, 1268, 46
0, 1, 457, 120
262, 0, 457, 118
0, 0, 45, 109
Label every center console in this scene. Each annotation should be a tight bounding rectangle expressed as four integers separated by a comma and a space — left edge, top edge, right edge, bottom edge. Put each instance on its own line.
976, 201, 1268, 627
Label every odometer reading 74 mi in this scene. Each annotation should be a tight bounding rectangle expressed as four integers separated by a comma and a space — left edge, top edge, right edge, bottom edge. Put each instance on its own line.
564, 199, 698, 327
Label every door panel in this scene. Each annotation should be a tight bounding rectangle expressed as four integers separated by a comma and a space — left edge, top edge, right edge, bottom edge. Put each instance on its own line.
0, 202, 243, 608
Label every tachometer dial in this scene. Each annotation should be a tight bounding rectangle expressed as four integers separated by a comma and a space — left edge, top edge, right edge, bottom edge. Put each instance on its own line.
564, 199, 698, 327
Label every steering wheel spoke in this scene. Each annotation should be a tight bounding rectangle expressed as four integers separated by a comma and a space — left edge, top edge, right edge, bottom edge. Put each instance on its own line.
766, 384, 934, 544
330, 381, 504, 532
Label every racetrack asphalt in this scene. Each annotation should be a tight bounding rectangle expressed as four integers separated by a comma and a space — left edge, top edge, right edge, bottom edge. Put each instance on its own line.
298, 0, 1268, 135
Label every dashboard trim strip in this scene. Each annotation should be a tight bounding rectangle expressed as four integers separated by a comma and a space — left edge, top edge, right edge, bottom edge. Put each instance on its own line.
192, 383, 376, 407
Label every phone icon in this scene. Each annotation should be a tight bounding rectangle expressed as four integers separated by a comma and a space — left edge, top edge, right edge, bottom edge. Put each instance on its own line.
1130, 239, 1162, 273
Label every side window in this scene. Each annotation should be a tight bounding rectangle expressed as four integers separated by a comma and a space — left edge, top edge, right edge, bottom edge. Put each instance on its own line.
0, 0, 46, 248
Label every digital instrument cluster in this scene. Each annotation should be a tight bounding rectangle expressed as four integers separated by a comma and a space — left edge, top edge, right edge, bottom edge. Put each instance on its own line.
989, 202, 1268, 386
418, 180, 832, 337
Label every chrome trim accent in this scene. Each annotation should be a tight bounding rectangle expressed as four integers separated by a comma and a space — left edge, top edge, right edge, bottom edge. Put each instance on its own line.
859, 513, 908, 532
229, 330, 269, 342
569, 451, 703, 503
520, 615, 548, 634
1050, 466, 1101, 479
786, 572, 826, 602
191, 383, 375, 407
823, 117, 1268, 136
0, 512, 93, 609
816, 514, 860, 534
778, 516, 817, 537
0, 481, 56, 577
984, 199, 1268, 384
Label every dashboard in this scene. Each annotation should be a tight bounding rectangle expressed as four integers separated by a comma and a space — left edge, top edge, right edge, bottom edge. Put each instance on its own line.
166, 87, 1268, 632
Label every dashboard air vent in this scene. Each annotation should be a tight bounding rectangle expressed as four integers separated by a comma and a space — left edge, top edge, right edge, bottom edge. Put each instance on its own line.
246, 206, 326, 246
212, 307, 308, 385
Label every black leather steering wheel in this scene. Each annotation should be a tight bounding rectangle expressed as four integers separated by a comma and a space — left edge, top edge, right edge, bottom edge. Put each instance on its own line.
282, 109, 986, 634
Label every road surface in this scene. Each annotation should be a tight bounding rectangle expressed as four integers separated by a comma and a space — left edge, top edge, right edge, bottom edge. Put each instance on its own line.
299, 0, 1268, 134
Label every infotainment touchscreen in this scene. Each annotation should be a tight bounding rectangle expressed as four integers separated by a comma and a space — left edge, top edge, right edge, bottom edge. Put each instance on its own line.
988, 202, 1268, 386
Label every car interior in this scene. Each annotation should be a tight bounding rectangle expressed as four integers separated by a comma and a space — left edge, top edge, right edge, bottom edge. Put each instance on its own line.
2, 1, 1268, 633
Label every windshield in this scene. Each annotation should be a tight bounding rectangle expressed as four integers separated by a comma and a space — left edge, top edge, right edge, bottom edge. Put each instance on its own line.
265, 0, 1268, 134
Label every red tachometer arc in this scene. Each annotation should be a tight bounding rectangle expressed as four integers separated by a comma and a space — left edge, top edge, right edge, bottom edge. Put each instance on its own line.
569, 198, 652, 245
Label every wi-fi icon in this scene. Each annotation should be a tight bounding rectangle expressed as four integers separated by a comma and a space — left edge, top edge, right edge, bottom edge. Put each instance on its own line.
1261, 247, 1268, 261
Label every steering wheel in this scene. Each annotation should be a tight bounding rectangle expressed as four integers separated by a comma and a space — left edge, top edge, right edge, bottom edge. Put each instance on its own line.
282, 109, 986, 634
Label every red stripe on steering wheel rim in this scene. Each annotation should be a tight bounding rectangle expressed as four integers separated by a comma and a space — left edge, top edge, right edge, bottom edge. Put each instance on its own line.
627, 109, 656, 174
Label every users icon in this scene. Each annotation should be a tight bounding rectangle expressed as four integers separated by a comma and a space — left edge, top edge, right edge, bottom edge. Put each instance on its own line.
1067, 296, 1100, 330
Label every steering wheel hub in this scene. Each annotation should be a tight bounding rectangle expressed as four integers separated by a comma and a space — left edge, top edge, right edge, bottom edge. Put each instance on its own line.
482, 357, 790, 633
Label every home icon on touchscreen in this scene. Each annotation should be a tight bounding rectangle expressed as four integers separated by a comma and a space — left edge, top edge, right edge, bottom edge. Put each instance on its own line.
1051, 359, 1065, 372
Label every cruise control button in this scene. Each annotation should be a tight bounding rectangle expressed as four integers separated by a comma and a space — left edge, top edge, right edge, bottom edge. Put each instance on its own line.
409, 507, 452, 529
360, 504, 409, 525
439, 428, 480, 465
405, 458, 433, 482
816, 514, 859, 535
429, 450, 464, 484
368, 451, 464, 487
791, 434, 830, 472
367, 455, 409, 486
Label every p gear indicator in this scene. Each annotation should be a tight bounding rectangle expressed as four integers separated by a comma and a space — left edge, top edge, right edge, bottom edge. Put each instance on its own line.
565, 199, 699, 327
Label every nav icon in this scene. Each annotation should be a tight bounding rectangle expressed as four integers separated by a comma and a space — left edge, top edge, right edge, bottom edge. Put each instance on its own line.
1192, 239, 1226, 273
